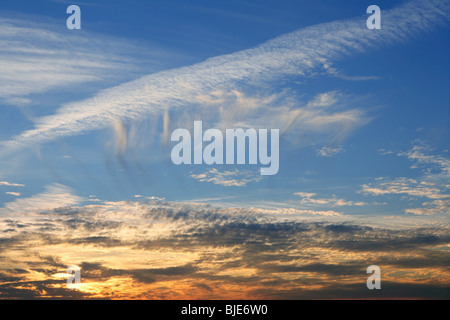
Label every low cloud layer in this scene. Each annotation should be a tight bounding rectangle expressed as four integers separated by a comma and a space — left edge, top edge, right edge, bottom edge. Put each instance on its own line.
1, 197, 448, 299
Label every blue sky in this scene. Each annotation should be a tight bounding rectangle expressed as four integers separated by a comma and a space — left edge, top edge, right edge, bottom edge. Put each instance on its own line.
1, 0, 448, 218
0, 0, 449, 300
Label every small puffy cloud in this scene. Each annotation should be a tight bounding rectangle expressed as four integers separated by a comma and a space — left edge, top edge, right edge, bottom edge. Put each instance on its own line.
361, 177, 445, 199
316, 146, 344, 157
378, 148, 394, 155
5, 192, 20, 197
405, 199, 450, 216
294, 192, 366, 207
294, 192, 316, 198
399, 145, 450, 176
146, 196, 165, 201
0, 181, 25, 187
191, 168, 262, 187
133, 195, 165, 201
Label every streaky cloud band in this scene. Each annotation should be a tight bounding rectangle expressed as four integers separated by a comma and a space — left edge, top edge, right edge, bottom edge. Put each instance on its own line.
0, 0, 449, 155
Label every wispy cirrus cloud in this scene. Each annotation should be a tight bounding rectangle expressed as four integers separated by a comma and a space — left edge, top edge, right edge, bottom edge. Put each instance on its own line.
1, 0, 448, 155
178, 90, 370, 147
1, 183, 83, 215
0, 14, 177, 106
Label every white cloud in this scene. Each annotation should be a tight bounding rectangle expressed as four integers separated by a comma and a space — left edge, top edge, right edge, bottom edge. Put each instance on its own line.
146, 196, 165, 201
294, 192, 316, 198
316, 146, 344, 157
168, 90, 371, 150
0, 181, 25, 187
0, 15, 176, 106
1, 184, 83, 215
322, 62, 381, 81
191, 168, 262, 187
1, 0, 448, 155
362, 144, 450, 215
399, 145, 450, 180
249, 207, 342, 217
378, 148, 394, 155
294, 192, 366, 207
0, 18, 117, 102
405, 199, 450, 215
5, 192, 20, 196
361, 177, 446, 199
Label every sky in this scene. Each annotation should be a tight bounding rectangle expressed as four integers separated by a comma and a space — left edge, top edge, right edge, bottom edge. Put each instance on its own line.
0, 0, 449, 299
